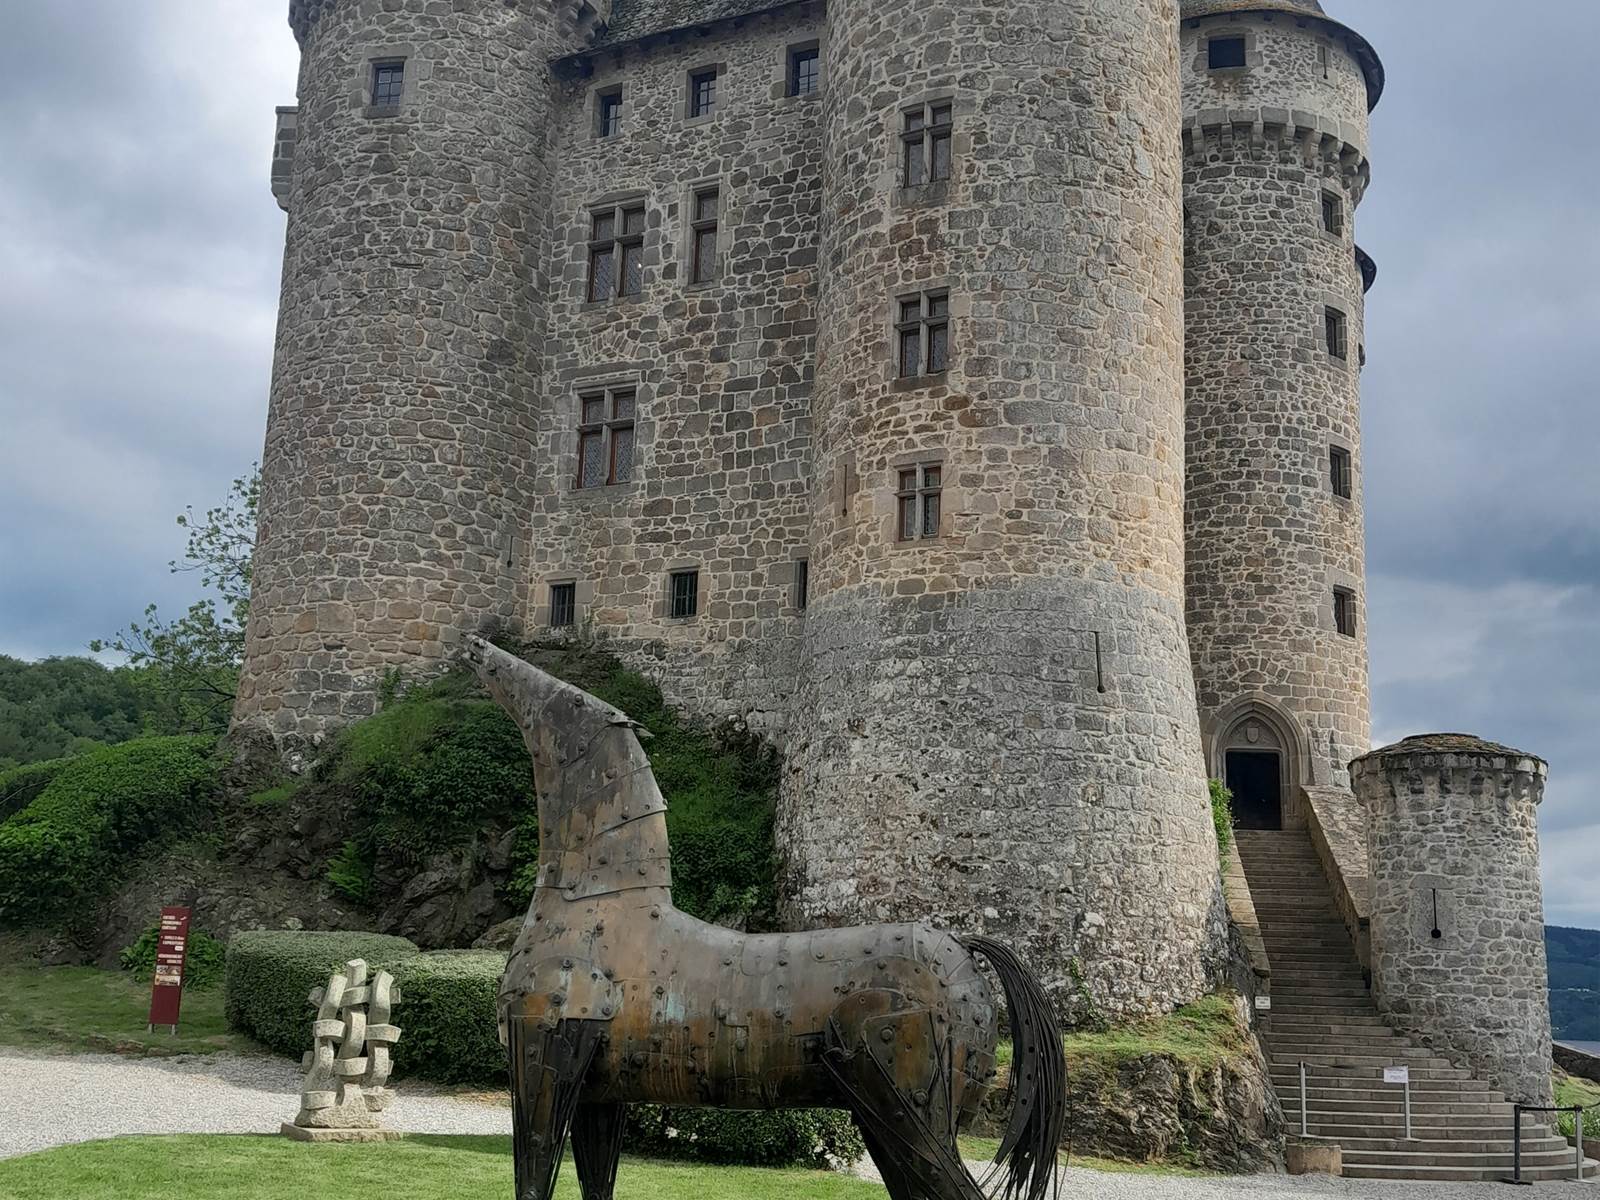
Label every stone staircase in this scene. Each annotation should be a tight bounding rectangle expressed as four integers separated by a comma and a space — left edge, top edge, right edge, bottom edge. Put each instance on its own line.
1236, 829, 1598, 1182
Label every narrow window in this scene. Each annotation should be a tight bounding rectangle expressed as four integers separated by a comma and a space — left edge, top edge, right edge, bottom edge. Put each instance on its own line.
576, 385, 637, 488
689, 69, 718, 118
1322, 191, 1344, 236
1330, 446, 1353, 499
669, 569, 700, 619
901, 101, 953, 187
689, 187, 719, 285
1325, 307, 1348, 360
596, 88, 623, 138
896, 463, 944, 542
587, 202, 646, 302
372, 60, 405, 108
1209, 37, 1247, 70
789, 47, 820, 97
549, 583, 577, 628
1333, 587, 1358, 638
896, 291, 951, 379
794, 559, 810, 611
1319, 44, 1331, 80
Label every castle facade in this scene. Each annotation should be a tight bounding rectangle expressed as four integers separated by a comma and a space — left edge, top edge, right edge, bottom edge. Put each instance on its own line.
240, 0, 1384, 1018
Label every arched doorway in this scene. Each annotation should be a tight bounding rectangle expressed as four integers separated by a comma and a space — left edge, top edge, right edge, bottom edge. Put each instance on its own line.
1208, 699, 1310, 832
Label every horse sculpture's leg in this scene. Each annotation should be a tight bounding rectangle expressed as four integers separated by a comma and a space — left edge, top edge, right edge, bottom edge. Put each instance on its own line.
571, 1102, 627, 1200
822, 992, 987, 1200
507, 1016, 605, 1200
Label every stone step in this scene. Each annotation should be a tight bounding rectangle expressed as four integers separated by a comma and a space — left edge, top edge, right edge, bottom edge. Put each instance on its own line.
1330, 1136, 1574, 1155
1268, 1048, 1459, 1067
1341, 1147, 1593, 1170
1280, 1095, 1515, 1115
1341, 1159, 1598, 1183
1291, 1120, 1558, 1141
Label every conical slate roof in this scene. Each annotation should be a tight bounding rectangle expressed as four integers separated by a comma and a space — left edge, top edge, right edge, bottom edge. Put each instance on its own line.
1180, 0, 1384, 112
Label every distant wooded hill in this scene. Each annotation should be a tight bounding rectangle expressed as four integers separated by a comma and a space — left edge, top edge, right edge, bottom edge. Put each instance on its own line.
1549, 925, 1600, 1042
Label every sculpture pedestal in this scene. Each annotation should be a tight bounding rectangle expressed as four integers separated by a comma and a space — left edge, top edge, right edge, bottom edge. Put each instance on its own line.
280, 1122, 405, 1143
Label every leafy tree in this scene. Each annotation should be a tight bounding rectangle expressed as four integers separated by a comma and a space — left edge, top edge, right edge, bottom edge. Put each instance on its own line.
0, 656, 146, 768
92, 470, 258, 735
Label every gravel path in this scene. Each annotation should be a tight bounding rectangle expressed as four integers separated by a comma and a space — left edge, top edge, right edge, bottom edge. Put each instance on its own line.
0, 1048, 509, 1161
4, 1049, 1593, 1199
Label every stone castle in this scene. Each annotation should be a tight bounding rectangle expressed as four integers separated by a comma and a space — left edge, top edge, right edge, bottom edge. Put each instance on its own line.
238, 3, 1572, 1156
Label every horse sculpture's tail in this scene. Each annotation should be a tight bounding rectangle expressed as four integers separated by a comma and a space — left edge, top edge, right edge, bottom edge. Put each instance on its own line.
962, 937, 1068, 1200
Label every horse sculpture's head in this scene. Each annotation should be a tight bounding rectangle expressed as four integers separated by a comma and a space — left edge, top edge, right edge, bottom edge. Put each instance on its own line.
461, 636, 672, 902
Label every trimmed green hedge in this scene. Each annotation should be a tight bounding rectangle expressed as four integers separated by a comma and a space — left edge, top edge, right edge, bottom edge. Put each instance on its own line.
224, 930, 420, 1057
0, 757, 70, 823
223, 929, 863, 1168
0, 736, 219, 926
387, 950, 507, 1083
626, 1105, 864, 1169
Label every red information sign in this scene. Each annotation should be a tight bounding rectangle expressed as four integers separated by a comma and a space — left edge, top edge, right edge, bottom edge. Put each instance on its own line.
146, 906, 191, 1032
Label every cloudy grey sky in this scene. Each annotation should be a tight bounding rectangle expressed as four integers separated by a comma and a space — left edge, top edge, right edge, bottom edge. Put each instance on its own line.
1, 3, 1596, 927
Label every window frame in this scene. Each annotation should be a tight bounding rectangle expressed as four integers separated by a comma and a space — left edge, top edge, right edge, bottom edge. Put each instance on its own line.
1321, 191, 1345, 237
595, 87, 624, 138
1324, 306, 1349, 360
1330, 445, 1354, 500
901, 100, 953, 188
688, 185, 720, 286
1208, 36, 1248, 70
548, 581, 578, 629
688, 67, 719, 119
794, 558, 810, 611
1333, 587, 1359, 638
575, 384, 638, 490
896, 290, 951, 380
788, 46, 820, 97
668, 569, 701, 620
586, 201, 647, 303
895, 462, 944, 543
371, 59, 406, 109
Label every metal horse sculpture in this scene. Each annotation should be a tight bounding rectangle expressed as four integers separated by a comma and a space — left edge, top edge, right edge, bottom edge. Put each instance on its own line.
464, 636, 1066, 1200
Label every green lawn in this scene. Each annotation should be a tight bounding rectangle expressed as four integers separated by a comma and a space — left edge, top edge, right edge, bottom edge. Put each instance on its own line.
1556, 1072, 1600, 1140
0, 1136, 883, 1200
0, 962, 259, 1057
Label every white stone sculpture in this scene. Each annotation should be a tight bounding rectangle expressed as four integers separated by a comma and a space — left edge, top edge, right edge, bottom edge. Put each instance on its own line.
281, 958, 403, 1142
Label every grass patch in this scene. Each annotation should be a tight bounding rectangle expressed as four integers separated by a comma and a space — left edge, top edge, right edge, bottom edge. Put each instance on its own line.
0, 962, 260, 1057
0, 1135, 884, 1200
1556, 1072, 1600, 1140
1062, 993, 1246, 1070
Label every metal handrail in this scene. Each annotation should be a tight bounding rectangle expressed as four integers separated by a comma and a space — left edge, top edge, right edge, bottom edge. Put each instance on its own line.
1503, 1104, 1586, 1185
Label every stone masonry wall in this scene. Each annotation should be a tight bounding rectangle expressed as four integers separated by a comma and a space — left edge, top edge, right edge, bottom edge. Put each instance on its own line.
1354, 736, 1555, 1107
238, 0, 574, 743
781, 0, 1228, 1020
524, 6, 823, 734
1181, 12, 1373, 789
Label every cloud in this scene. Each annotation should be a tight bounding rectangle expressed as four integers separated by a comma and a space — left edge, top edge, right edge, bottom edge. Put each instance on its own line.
0, 1, 296, 660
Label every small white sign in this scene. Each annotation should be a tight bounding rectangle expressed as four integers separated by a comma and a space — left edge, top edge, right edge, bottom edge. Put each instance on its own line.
1384, 1066, 1410, 1085
1255, 995, 1272, 1012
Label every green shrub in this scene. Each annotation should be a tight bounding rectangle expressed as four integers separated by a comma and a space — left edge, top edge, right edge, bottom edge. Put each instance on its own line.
0, 757, 70, 823
224, 929, 420, 1057
326, 840, 375, 904
1210, 779, 1234, 862
120, 925, 228, 991
316, 696, 531, 874
0, 736, 219, 927
625, 1105, 865, 1169
388, 950, 507, 1083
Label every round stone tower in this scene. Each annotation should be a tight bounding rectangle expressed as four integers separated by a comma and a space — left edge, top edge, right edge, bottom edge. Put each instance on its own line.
782, 0, 1226, 1018
1179, 0, 1384, 817
235, 0, 564, 743
1352, 735, 1554, 1106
